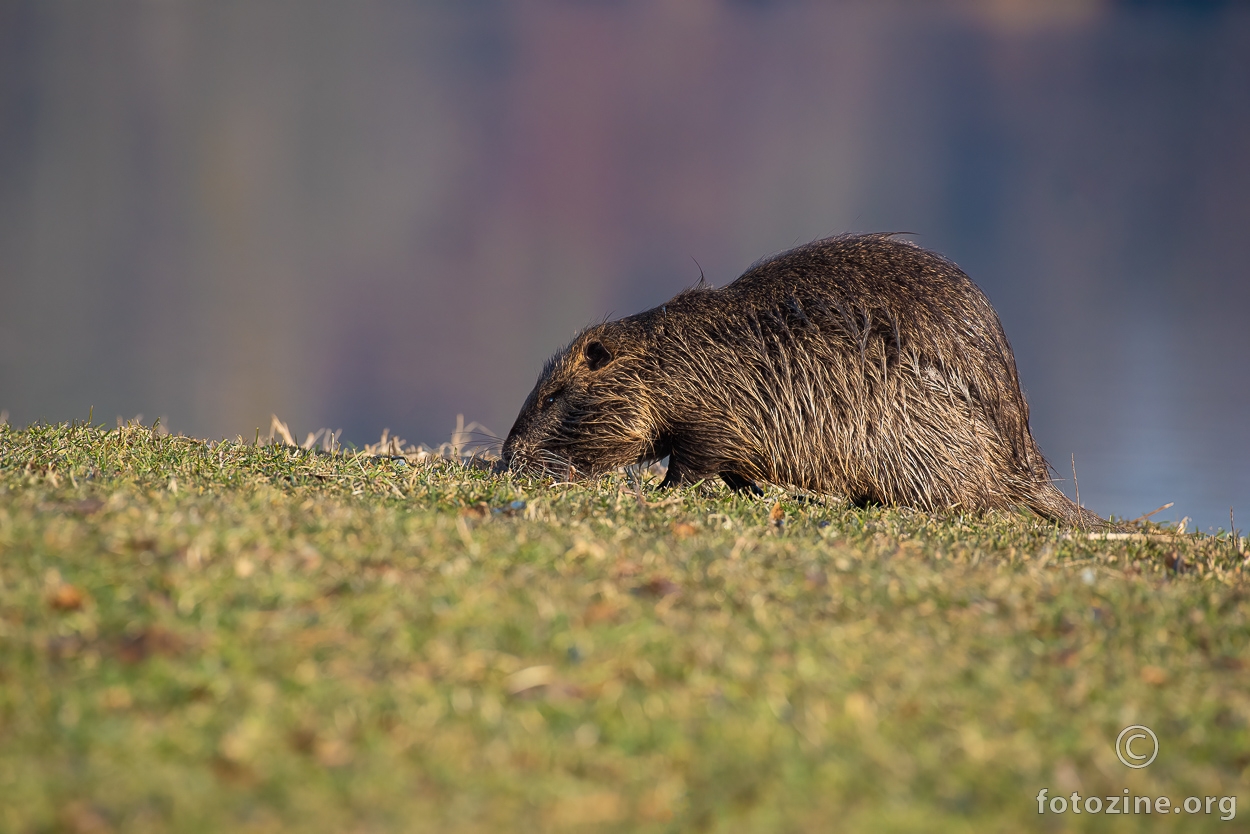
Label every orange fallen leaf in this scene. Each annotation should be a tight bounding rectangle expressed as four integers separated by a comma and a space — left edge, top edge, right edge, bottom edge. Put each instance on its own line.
48, 584, 86, 611
583, 600, 623, 625
672, 522, 697, 539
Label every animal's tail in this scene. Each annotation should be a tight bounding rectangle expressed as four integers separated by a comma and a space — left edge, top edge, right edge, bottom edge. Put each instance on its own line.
1025, 481, 1119, 530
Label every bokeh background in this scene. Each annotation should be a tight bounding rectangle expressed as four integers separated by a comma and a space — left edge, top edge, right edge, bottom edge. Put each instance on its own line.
1, 0, 1246, 532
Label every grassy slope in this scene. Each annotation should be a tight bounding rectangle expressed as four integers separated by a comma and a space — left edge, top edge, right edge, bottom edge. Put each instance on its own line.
1, 421, 1247, 833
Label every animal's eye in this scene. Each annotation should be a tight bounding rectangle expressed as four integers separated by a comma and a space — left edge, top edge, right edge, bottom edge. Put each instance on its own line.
541, 388, 563, 409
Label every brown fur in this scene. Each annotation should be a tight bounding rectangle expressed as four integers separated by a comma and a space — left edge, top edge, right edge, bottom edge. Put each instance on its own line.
502, 233, 1107, 527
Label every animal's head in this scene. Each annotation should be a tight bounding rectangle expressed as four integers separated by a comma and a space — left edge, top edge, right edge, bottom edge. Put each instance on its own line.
502, 321, 659, 479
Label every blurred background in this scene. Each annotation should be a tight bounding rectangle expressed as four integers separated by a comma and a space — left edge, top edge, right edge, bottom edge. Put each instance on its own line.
1, 0, 1246, 532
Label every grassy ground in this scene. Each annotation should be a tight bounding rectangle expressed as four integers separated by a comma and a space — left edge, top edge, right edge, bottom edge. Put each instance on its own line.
1, 419, 1247, 833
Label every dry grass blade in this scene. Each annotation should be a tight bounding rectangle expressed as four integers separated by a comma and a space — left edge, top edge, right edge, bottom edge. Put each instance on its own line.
1130, 501, 1175, 525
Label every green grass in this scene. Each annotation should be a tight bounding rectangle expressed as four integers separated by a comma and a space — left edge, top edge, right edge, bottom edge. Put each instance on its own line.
1, 419, 1247, 833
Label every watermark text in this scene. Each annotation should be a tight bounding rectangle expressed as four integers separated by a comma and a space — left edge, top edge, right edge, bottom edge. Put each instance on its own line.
1035, 790, 1236, 821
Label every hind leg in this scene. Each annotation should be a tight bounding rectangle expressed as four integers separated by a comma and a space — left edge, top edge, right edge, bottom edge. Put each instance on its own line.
720, 472, 764, 496
659, 455, 686, 489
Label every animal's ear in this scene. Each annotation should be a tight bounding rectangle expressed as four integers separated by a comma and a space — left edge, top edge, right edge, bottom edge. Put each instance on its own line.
583, 340, 613, 371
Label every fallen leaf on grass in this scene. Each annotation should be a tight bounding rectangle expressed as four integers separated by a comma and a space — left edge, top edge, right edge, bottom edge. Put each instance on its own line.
116, 626, 184, 664
672, 522, 697, 538
639, 781, 683, 823
57, 800, 112, 834
48, 584, 86, 611
505, 665, 583, 701
314, 737, 354, 768
289, 727, 318, 755
548, 791, 625, 827
583, 600, 624, 625
67, 498, 105, 516
611, 559, 642, 579
632, 576, 680, 599
506, 665, 555, 695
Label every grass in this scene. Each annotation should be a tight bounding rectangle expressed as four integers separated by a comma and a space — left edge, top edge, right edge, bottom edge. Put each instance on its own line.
1, 419, 1247, 833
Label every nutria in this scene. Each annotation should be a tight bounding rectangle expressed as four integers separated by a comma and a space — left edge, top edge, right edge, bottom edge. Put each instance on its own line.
502, 233, 1107, 527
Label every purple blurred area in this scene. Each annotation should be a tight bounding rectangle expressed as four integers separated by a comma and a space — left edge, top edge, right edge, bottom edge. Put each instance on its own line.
1, 1, 1247, 531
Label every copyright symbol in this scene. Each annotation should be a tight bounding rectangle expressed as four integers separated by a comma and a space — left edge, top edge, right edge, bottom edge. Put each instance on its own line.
1115, 725, 1159, 768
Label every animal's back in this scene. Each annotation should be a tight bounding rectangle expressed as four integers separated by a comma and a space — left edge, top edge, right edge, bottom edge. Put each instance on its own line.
651, 234, 1093, 524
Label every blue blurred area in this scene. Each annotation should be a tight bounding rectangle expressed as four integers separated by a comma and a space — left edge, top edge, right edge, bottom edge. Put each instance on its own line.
1, 1, 1246, 531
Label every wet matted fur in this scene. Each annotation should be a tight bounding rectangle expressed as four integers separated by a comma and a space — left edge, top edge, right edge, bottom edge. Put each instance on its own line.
503, 233, 1105, 527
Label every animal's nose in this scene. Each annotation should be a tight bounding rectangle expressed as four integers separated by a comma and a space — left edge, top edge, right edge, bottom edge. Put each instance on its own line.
501, 444, 525, 468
